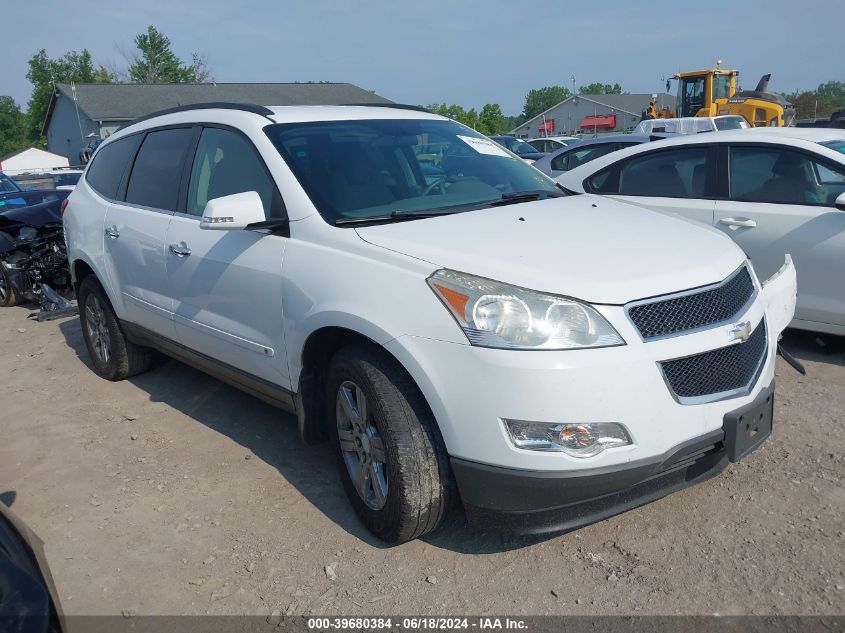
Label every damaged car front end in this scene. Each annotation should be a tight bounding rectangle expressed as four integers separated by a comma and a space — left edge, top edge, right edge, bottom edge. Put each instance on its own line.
0, 190, 77, 320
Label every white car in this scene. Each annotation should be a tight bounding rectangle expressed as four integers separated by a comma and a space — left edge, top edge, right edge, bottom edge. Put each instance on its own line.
633, 116, 750, 135
557, 127, 845, 336
64, 103, 797, 543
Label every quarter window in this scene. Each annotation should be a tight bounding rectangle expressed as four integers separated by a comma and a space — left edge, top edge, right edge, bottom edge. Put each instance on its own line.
729, 146, 845, 206
186, 128, 277, 218
617, 148, 708, 198
125, 128, 193, 211
85, 135, 140, 199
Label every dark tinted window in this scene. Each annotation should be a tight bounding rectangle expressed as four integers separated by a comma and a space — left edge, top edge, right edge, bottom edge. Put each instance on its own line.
125, 128, 193, 211
618, 147, 708, 198
85, 135, 140, 199
187, 128, 277, 218
551, 143, 618, 172
730, 146, 845, 206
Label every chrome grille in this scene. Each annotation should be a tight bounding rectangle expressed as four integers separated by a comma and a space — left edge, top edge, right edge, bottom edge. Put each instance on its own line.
628, 266, 755, 339
660, 320, 767, 403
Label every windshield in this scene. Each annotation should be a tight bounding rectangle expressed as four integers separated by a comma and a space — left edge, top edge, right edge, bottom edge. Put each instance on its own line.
714, 116, 748, 131
53, 172, 81, 187
265, 119, 558, 224
492, 136, 538, 155
0, 173, 21, 193
820, 140, 845, 154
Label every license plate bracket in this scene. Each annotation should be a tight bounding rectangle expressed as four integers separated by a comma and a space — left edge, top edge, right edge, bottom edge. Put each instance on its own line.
723, 384, 774, 462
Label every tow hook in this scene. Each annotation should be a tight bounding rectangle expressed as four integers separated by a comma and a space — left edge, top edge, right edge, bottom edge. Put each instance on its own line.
777, 341, 806, 376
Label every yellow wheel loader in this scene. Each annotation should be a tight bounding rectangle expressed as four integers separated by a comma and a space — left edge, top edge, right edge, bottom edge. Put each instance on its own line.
645, 69, 796, 127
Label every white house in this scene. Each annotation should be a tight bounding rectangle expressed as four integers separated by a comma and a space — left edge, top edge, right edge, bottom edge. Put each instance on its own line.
0, 147, 70, 176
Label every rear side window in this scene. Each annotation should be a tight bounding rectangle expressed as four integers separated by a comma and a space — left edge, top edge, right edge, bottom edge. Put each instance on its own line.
85, 135, 140, 199
125, 128, 194, 211
617, 147, 708, 198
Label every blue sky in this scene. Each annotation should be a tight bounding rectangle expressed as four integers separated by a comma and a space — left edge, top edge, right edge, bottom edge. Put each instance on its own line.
3, 0, 841, 115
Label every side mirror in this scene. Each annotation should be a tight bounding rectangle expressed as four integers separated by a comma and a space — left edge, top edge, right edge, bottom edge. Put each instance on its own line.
200, 191, 265, 230
836, 191, 845, 212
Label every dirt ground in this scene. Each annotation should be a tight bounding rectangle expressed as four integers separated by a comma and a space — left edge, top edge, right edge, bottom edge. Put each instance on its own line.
1, 304, 843, 617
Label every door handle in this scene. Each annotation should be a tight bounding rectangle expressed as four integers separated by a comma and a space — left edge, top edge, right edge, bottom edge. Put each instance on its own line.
719, 217, 757, 229
169, 242, 192, 257
105, 226, 120, 239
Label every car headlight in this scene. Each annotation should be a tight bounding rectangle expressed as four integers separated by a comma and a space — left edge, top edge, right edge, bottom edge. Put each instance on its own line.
427, 269, 625, 350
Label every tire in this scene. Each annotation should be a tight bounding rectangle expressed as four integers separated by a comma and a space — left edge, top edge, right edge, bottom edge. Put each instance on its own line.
0, 262, 22, 307
326, 344, 452, 544
78, 276, 152, 381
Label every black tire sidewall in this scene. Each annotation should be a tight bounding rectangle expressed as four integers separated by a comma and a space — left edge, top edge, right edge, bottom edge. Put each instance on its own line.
78, 278, 127, 380
0, 263, 20, 307
326, 353, 403, 541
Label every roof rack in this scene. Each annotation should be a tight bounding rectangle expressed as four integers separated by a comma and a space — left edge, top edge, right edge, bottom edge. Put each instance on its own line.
341, 103, 431, 113
122, 102, 275, 129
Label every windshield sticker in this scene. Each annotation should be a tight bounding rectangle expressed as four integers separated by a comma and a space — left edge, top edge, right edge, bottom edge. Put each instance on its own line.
457, 135, 512, 158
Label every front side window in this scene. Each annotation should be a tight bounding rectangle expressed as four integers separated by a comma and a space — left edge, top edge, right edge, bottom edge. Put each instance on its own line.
0, 173, 21, 193
85, 135, 140, 199
729, 146, 845, 206
617, 147, 709, 198
494, 137, 539, 155
125, 128, 193, 211
265, 119, 558, 224
552, 144, 618, 172
186, 128, 277, 218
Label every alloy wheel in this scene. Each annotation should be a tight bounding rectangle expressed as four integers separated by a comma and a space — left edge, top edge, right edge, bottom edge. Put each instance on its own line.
336, 380, 389, 510
84, 294, 111, 363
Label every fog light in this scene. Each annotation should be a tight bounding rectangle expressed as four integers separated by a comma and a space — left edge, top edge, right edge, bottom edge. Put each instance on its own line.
503, 420, 632, 457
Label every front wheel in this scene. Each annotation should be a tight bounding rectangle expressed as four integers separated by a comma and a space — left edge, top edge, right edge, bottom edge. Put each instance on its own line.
326, 344, 452, 544
0, 263, 22, 307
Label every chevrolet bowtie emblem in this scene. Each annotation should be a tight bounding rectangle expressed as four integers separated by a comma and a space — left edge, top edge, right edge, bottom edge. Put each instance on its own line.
729, 320, 752, 343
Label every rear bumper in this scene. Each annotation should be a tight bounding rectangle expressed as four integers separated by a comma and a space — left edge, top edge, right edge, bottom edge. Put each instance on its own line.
453, 381, 773, 535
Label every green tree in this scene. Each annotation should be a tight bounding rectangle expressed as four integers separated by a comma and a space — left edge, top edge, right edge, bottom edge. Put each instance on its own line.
25, 48, 105, 141
579, 82, 623, 95
0, 97, 28, 157
816, 81, 845, 101
128, 25, 205, 84
522, 86, 571, 120
477, 103, 506, 135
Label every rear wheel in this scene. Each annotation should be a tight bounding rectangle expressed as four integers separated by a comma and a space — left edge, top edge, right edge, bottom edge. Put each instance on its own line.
78, 276, 151, 380
0, 263, 22, 307
326, 344, 451, 544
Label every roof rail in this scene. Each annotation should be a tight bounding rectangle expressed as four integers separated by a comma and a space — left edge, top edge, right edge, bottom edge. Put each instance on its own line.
341, 103, 431, 113
122, 102, 275, 129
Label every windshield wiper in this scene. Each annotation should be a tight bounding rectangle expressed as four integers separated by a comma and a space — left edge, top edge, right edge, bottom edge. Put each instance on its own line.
334, 208, 460, 226
489, 189, 565, 207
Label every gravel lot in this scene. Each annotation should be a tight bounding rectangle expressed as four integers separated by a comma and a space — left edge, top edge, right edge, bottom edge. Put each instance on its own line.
1, 304, 843, 617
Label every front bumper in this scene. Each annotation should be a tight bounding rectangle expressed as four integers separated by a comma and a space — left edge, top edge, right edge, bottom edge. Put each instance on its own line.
454, 381, 773, 534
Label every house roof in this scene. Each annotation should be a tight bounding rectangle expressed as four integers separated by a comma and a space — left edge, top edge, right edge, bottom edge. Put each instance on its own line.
511, 93, 677, 132
43, 82, 392, 134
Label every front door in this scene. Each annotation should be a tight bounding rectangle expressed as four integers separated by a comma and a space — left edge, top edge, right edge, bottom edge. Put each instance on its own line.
715, 144, 845, 330
165, 126, 290, 387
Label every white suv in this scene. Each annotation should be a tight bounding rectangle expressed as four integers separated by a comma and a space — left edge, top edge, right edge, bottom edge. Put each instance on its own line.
63, 103, 797, 543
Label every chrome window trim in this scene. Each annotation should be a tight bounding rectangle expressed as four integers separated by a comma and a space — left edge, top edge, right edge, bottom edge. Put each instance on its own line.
625, 261, 759, 342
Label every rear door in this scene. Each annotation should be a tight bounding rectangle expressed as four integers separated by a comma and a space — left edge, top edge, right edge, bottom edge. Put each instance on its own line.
714, 143, 845, 330
586, 145, 717, 225
164, 125, 290, 386
102, 127, 195, 337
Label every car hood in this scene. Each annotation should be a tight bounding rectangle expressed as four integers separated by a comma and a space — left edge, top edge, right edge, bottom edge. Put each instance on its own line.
355, 195, 745, 305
